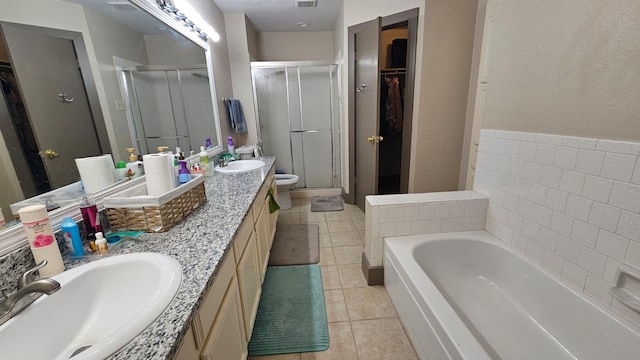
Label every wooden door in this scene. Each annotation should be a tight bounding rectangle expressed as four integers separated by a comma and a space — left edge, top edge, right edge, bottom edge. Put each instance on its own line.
353, 17, 382, 210
3, 24, 102, 189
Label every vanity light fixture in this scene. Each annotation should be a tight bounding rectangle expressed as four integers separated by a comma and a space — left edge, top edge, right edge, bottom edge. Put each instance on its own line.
155, 0, 220, 42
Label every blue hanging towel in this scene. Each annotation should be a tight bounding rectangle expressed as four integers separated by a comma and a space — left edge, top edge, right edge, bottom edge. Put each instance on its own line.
224, 98, 247, 133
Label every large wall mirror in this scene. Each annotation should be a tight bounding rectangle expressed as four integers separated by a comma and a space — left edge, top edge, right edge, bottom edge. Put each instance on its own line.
0, 0, 223, 255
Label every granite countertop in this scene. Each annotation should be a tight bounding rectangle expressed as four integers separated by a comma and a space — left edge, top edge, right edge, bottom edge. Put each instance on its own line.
66, 156, 275, 360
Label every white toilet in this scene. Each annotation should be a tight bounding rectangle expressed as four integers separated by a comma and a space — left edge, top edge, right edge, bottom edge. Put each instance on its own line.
275, 174, 299, 210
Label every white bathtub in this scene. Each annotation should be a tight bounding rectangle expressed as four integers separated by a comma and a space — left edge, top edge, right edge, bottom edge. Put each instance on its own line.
384, 231, 640, 360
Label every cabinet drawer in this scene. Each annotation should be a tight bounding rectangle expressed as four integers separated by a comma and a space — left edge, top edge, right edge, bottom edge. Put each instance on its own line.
233, 213, 254, 259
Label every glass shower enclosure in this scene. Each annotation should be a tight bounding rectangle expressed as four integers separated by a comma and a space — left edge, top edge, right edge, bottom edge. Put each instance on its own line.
119, 67, 216, 155
251, 63, 340, 189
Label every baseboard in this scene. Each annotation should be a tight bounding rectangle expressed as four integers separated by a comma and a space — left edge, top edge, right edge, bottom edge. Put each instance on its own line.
291, 188, 342, 198
361, 252, 384, 286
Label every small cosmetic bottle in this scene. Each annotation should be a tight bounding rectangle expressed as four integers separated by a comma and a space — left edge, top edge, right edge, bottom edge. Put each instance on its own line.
95, 232, 108, 254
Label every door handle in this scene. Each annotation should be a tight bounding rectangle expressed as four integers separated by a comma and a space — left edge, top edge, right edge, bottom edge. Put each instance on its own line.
367, 135, 384, 143
40, 149, 59, 158
58, 93, 74, 103
355, 83, 368, 93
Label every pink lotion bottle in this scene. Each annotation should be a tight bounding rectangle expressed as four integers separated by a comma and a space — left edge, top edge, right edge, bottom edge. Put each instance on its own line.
18, 204, 65, 277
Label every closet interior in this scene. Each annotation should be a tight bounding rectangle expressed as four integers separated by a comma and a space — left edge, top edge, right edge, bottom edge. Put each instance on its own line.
378, 23, 409, 195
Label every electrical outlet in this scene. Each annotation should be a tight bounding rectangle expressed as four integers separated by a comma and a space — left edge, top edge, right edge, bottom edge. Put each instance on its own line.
115, 99, 126, 111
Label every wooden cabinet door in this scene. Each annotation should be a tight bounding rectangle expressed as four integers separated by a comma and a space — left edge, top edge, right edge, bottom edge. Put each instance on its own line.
174, 327, 198, 360
200, 277, 247, 360
267, 178, 278, 247
236, 231, 262, 340
255, 202, 270, 282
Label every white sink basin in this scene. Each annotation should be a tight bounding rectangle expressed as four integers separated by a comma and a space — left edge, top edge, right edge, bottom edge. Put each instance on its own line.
215, 159, 265, 174
0, 253, 182, 360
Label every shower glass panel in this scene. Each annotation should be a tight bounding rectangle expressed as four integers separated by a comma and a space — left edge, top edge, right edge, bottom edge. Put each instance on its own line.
253, 68, 292, 173
252, 63, 340, 189
299, 66, 331, 131
122, 68, 215, 154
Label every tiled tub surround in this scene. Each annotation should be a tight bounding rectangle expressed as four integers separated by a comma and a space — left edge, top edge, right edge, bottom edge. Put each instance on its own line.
474, 129, 640, 328
364, 191, 488, 272
0, 157, 276, 359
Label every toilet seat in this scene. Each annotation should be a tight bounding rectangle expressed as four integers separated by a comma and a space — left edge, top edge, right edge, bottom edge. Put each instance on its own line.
275, 174, 299, 186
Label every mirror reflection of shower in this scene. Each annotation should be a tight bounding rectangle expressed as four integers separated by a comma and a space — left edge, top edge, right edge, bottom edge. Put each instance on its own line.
119, 66, 215, 154
251, 63, 341, 189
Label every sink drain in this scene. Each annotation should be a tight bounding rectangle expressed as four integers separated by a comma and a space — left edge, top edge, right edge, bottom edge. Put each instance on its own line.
69, 345, 92, 358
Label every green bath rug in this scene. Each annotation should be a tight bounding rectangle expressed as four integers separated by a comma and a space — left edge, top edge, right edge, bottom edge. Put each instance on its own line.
248, 265, 329, 356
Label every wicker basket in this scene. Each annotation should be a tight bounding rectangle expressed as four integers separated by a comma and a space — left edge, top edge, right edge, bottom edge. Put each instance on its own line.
104, 174, 206, 233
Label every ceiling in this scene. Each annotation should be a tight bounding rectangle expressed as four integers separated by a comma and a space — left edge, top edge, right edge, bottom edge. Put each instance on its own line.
212, 0, 343, 32
63, 0, 343, 35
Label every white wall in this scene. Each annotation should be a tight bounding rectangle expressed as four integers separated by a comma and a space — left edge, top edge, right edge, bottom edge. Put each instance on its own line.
257, 31, 334, 61
225, 13, 258, 145
144, 34, 206, 65
186, 0, 236, 144
482, 0, 640, 141
410, 0, 477, 193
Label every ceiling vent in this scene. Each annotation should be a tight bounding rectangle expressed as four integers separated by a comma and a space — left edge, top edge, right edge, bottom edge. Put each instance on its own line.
107, 1, 138, 11
295, 0, 317, 8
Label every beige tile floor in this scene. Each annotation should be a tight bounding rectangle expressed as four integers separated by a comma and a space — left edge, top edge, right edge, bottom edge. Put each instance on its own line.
249, 198, 418, 360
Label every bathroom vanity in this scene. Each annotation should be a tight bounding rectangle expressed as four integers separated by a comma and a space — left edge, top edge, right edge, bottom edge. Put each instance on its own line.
65, 157, 278, 359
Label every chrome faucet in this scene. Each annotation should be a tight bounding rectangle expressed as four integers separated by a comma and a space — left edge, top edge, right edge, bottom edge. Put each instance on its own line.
0, 260, 61, 326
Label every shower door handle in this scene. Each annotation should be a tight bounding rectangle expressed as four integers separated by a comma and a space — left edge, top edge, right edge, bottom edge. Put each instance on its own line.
367, 135, 383, 144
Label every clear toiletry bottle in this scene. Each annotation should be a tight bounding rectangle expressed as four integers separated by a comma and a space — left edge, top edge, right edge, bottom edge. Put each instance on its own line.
61, 217, 85, 257
199, 146, 210, 175
18, 204, 65, 277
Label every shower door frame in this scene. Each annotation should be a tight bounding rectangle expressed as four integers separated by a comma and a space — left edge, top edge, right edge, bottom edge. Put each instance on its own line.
250, 61, 341, 189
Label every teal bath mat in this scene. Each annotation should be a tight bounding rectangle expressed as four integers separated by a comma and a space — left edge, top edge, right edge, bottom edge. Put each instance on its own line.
248, 265, 330, 356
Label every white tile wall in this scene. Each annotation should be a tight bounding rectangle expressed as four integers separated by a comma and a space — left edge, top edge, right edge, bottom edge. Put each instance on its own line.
475, 129, 640, 327
365, 191, 488, 267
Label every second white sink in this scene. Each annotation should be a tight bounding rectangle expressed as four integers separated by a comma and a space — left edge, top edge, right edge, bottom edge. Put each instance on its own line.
215, 159, 266, 174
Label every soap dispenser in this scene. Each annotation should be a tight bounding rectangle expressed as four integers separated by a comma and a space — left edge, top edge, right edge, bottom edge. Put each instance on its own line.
227, 136, 235, 156
125, 148, 144, 178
